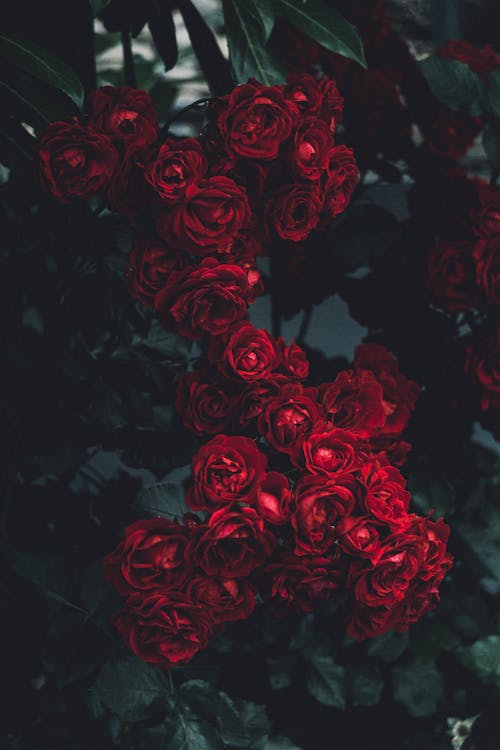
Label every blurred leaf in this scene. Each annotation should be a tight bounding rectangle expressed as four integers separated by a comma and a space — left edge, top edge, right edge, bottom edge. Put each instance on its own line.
420, 56, 486, 116
94, 31, 121, 55
255, 737, 302, 750
458, 636, 500, 687
246, 0, 275, 43
483, 121, 500, 171
90, 0, 113, 14
274, 0, 366, 68
167, 718, 220, 750
0, 65, 72, 128
134, 481, 189, 520
348, 665, 384, 707
91, 656, 171, 721
8, 548, 69, 597
148, 0, 178, 71
0, 33, 84, 109
149, 79, 178, 121
332, 205, 402, 273
455, 507, 500, 586
306, 652, 346, 709
487, 69, 500, 117
392, 660, 443, 717
223, 0, 285, 85
367, 630, 409, 663
267, 654, 296, 689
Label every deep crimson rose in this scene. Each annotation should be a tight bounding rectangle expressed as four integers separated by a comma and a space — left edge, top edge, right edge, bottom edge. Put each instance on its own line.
369, 436, 412, 467
155, 259, 252, 340
426, 239, 478, 312
187, 434, 267, 511
474, 237, 500, 306
466, 325, 500, 412
176, 369, 235, 437
37, 121, 118, 201
127, 238, 187, 307
349, 531, 425, 608
346, 603, 393, 641
217, 81, 297, 160
186, 575, 255, 624
284, 74, 324, 114
88, 85, 157, 152
406, 516, 452, 582
301, 426, 367, 476
262, 550, 344, 616
235, 375, 289, 429
114, 591, 214, 667
143, 138, 207, 203
258, 384, 324, 457
278, 340, 310, 381
357, 461, 410, 530
354, 343, 420, 436
290, 117, 331, 181
438, 39, 500, 82
196, 505, 275, 578
320, 370, 386, 437
292, 474, 355, 554
267, 184, 322, 241
256, 472, 293, 525
319, 78, 344, 127
473, 184, 500, 238
104, 518, 192, 595
324, 145, 358, 219
213, 322, 282, 382
157, 176, 251, 255
425, 108, 482, 161
336, 516, 383, 562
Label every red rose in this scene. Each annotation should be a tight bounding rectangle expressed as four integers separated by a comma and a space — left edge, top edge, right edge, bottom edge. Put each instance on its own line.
255, 472, 293, 525
235, 375, 289, 429
196, 505, 275, 578
466, 324, 500, 411
212, 322, 281, 382
155, 259, 252, 340
157, 176, 251, 255
319, 78, 344, 127
104, 518, 192, 595
127, 238, 187, 307
267, 184, 322, 241
425, 108, 482, 161
474, 184, 500, 238
301, 426, 367, 476
278, 339, 309, 381
357, 461, 410, 531
88, 85, 157, 153
324, 145, 358, 219
406, 516, 452, 582
354, 343, 420, 436
114, 591, 214, 667
176, 369, 235, 437
258, 384, 324, 457
290, 117, 332, 181
284, 74, 324, 114
186, 575, 255, 624
292, 474, 355, 554
438, 40, 500, 82
217, 81, 297, 160
474, 237, 500, 306
261, 550, 344, 616
346, 603, 393, 641
37, 121, 118, 201
336, 516, 383, 562
143, 138, 207, 203
426, 239, 478, 313
320, 370, 386, 438
187, 434, 267, 511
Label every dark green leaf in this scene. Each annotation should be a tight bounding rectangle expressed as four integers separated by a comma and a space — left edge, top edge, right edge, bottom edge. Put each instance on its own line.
420, 56, 486, 116
483, 121, 500, 171
332, 205, 402, 273
8, 548, 69, 597
348, 665, 384, 707
134, 481, 189, 521
148, 0, 179, 72
367, 630, 409, 663
392, 661, 444, 717
0, 66, 71, 128
0, 33, 84, 109
223, 0, 286, 85
267, 654, 296, 689
487, 69, 500, 117
274, 0, 365, 68
306, 653, 346, 709
90, 657, 171, 721
254, 736, 302, 750
166, 716, 220, 750
90, 0, 113, 16
246, 0, 275, 42
458, 635, 500, 686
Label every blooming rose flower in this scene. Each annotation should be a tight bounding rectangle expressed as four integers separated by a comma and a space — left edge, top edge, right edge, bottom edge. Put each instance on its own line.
267, 184, 322, 241
176, 369, 235, 437
196, 505, 275, 578
357, 461, 410, 531
301, 426, 367, 475
88, 85, 157, 153
234, 375, 289, 429
292, 473, 355, 554
143, 138, 207, 203
284, 73, 324, 114
258, 383, 324, 457
212, 322, 281, 382
426, 239, 478, 313
187, 434, 267, 511
324, 145, 358, 219
37, 121, 118, 201
466, 325, 500, 413
104, 518, 193, 595
320, 370, 386, 438
127, 238, 187, 307
319, 78, 344, 127
474, 184, 500, 238
278, 339, 310, 381
186, 575, 255, 624
336, 516, 383, 562
255, 472, 293, 525
347, 603, 394, 640
218, 81, 297, 160
114, 591, 214, 667
474, 237, 500, 306
155, 259, 252, 340
289, 117, 332, 180
157, 176, 251, 255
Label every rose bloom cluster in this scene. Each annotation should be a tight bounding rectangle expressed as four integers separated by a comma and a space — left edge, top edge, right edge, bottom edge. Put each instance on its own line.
37, 78, 358, 343
425, 176, 500, 437
104, 334, 452, 669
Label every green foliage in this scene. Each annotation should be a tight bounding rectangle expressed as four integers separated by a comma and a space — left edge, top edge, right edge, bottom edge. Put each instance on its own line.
420, 56, 486, 116
458, 636, 500, 688
392, 660, 444, 717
